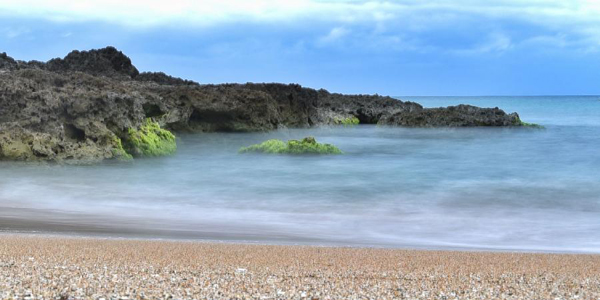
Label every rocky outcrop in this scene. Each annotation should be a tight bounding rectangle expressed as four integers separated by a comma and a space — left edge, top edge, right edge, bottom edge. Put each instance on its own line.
46, 47, 139, 78
0, 47, 526, 162
379, 104, 520, 127
240, 83, 321, 127
134, 83, 282, 132
316, 90, 423, 124
135, 72, 199, 86
0, 69, 150, 162
0, 52, 18, 70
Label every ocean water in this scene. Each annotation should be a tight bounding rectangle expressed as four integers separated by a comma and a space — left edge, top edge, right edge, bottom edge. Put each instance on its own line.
1, 96, 599, 252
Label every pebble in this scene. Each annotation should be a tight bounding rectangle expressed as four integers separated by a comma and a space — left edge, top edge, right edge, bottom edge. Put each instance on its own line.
0, 235, 598, 299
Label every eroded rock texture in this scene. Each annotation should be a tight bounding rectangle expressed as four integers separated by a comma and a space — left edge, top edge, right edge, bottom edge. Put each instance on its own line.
0, 47, 522, 162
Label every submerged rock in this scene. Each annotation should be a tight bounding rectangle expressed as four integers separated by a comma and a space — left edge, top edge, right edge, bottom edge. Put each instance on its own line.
0, 46, 529, 162
239, 137, 342, 155
514, 119, 545, 129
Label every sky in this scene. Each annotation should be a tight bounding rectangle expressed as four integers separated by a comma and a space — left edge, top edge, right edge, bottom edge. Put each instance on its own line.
1, 0, 599, 96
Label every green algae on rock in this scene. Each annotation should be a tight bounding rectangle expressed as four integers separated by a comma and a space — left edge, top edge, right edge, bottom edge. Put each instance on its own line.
240, 139, 287, 154
0, 47, 529, 163
334, 116, 360, 126
0, 133, 33, 160
239, 137, 342, 155
125, 118, 177, 157
521, 122, 545, 128
513, 118, 545, 129
110, 135, 133, 160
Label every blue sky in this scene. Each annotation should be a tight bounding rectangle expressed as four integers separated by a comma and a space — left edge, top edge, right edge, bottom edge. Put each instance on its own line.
1, 0, 599, 96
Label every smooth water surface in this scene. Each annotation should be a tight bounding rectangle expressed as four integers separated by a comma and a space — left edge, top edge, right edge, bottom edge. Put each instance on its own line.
1, 96, 599, 252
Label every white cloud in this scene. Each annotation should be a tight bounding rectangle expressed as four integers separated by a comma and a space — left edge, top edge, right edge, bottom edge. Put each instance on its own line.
453, 32, 513, 55
521, 34, 568, 48
1, 0, 595, 29
3, 27, 30, 39
1, 0, 599, 51
318, 27, 351, 45
0, 0, 366, 28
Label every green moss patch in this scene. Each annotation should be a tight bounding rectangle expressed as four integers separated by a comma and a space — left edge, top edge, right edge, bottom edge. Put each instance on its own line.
239, 136, 342, 155
334, 116, 360, 126
110, 135, 133, 160
125, 118, 177, 157
514, 119, 545, 129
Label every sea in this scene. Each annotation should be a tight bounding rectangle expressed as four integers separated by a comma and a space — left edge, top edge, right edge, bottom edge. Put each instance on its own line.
1, 96, 599, 253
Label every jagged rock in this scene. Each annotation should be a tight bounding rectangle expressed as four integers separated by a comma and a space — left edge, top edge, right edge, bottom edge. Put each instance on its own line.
379, 104, 520, 127
0, 47, 526, 162
0, 124, 116, 162
46, 46, 139, 78
316, 90, 422, 124
141, 83, 282, 132
240, 83, 321, 127
0, 68, 148, 162
0, 53, 18, 71
135, 72, 199, 86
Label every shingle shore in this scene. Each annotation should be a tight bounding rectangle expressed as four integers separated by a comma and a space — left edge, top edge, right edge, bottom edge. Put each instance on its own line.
0, 235, 599, 299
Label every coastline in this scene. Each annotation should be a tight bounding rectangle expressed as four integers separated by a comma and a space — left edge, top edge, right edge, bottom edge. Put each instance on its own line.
1, 234, 599, 299
1, 229, 598, 255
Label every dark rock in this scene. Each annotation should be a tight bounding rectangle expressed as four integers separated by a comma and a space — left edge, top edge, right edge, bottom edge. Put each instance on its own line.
0, 47, 524, 162
379, 104, 520, 127
226, 83, 423, 127
148, 83, 281, 132
239, 83, 320, 127
136, 72, 199, 86
46, 46, 139, 78
0, 53, 18, 70
316, 90, 422, 124
0, 69, 148, 162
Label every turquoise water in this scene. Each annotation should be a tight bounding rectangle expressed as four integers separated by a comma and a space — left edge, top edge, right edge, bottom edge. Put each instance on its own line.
0, 96, 599, 252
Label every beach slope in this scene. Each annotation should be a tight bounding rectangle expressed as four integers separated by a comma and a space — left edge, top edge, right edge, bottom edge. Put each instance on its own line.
0, 235, 599, 299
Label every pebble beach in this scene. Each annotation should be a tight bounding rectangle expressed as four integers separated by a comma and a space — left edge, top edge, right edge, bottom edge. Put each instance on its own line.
0, 235, 599, 299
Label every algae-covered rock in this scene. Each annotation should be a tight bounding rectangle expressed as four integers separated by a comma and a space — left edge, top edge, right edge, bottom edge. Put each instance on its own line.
240, 139, 287, 154
0, 125, 117, 162
239, 137, 342, 155
0, 47, 529, 163
514, 118, 545, 129
334, 116, 360, 126
0, 132, 34, 160
110, 135, 133, 160
125, 118, 176, 157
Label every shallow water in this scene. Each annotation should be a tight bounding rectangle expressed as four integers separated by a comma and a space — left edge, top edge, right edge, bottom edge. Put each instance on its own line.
1, 96, 599, 252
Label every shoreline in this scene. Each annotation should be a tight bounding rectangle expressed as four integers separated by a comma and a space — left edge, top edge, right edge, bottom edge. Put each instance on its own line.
1, 231, 598, 255
1, 234, 600, 299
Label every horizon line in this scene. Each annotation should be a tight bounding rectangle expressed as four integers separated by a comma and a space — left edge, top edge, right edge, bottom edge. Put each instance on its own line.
396, 95, 600, 98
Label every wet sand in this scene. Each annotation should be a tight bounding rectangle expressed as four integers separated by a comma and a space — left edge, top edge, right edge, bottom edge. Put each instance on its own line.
1, 234, 599, 299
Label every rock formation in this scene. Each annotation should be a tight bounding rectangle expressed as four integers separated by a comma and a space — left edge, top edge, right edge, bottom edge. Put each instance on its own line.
379, 104, 521, 127
239, 137, 343, 155
0, 47, 524, 162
